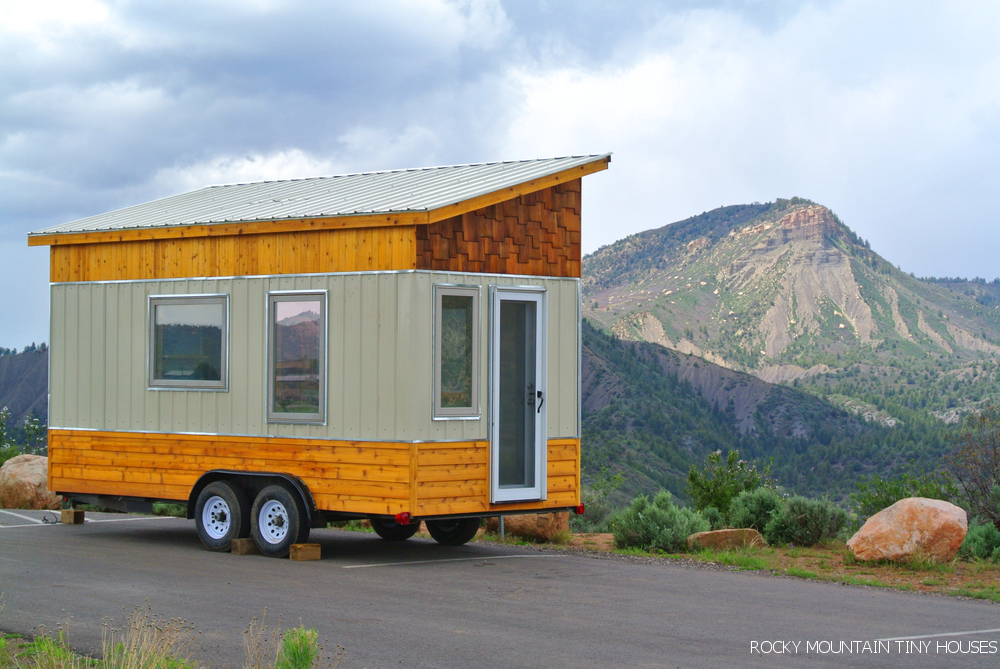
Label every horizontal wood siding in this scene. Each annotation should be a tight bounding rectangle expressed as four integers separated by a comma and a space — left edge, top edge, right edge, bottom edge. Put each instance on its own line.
413, 438, 581, 516
49, 429, 416, 515
49, 430, 579, 517
415, 180, 582, 278
50, 227, 417, 282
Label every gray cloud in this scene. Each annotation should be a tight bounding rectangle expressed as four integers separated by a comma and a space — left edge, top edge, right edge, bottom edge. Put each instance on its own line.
1, 0, 998, 347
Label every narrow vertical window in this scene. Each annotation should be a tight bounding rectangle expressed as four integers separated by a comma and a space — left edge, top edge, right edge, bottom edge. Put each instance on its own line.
268, 292, 326, 423
148, 295, 228, 390
434, 285, 479, 418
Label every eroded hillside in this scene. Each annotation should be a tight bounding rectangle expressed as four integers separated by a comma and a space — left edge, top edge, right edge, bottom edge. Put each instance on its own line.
583, 199, 1000, 424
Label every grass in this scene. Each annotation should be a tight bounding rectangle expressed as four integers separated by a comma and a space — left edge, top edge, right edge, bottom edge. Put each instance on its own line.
694, 548, 772, 571
327, 519, 374, 533
568, 534, 1000, 601
0, 602, 342, 669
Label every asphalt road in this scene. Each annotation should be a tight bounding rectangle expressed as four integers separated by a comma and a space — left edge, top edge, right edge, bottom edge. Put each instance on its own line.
1, 508, 999, 668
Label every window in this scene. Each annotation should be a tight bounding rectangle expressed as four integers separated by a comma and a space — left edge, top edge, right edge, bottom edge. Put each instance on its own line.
434, 285, 480, 418
148, 295, 228, 390
268, 292, 326, 423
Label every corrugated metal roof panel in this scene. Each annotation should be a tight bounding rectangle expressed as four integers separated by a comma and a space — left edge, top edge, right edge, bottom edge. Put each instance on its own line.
30, 154, 610, 236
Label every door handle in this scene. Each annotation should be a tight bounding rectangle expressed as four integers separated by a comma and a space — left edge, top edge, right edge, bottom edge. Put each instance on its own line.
536, 390, 544, 413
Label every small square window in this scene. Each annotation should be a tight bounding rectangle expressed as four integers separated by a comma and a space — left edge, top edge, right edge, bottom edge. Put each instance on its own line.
268, 292, 326, 424
434, 285, 480, 418
148, 295, 228, 390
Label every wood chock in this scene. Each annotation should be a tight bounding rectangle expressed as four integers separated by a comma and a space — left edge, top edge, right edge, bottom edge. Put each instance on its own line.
290, 543, 321, 561
60, 509, 85, 524
231, 538, 260, 555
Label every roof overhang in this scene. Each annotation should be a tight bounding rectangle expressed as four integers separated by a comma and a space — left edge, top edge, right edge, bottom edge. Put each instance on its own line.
28, 155, 610, 247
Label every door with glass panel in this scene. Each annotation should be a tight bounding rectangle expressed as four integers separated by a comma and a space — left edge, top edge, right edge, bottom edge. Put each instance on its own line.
490, 287, 546, 503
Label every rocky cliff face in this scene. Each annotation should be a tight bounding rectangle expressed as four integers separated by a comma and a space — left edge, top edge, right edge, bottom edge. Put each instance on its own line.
584, 200, 1000, 381
582, 198, 1000, 427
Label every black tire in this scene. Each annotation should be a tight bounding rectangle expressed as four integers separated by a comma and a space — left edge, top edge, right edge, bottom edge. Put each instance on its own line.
195, 481, 250, 552
250, 484, 309, 558
369, 517, 421, 541
426, 518, 480, 545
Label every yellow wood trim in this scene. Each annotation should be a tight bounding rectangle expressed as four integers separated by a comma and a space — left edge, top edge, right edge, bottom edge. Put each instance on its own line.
48, 430, 579, 515
426, 158, 609, 224
29, 211, 430, 247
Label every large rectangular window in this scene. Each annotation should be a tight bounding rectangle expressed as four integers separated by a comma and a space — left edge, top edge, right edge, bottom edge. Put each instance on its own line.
268, 292, 326, 423
434, 285, 480, 418
148, 295, 228, 390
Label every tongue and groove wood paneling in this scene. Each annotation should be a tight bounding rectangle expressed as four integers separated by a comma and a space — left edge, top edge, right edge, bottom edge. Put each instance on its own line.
48, 429, 580, 517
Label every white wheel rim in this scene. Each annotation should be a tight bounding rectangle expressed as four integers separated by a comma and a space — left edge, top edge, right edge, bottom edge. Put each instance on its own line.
202, 495, 231, 540
259, 499, 289, 544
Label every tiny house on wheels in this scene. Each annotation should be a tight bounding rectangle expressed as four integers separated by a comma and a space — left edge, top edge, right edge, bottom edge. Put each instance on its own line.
28, 153, 610, 557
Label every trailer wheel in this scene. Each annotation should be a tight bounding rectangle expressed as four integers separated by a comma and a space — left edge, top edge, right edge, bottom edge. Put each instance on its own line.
369, 517, 421, 541
426, 518, 480, 545
195, 481, 250, 552
251, 484, 309, 558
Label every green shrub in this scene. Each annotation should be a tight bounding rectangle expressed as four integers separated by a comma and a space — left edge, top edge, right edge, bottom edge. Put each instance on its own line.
571, 467, 624, 533
959, 520, 1000, 563
686, 449, 774, 517
701, 505, 725, 531
611, 491, 709, 552
275, 627, 321, 669
852, 471, 958, 522
764, 496, 847, 547
729, 487, 784, 532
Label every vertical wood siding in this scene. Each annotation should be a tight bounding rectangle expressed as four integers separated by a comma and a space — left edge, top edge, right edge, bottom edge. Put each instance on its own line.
49, 227, 418, 282
415, 180, 582, 278
48, 272, 580, 440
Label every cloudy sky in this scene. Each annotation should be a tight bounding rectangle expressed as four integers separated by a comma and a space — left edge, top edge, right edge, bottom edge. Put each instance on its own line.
2, 0, 998, 347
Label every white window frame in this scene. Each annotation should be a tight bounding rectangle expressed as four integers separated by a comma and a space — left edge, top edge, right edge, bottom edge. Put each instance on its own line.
266, 290, 327, 425
433, 284, 481, 419
147, 294, 229, 391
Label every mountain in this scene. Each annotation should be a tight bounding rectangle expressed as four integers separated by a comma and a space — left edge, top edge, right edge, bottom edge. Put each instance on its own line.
582, 198, 1000, 426
580, 320, 952, 504
0, 349, 48, 428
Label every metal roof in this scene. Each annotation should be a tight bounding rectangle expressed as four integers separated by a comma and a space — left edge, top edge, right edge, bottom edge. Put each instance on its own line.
30, 154, 610, 236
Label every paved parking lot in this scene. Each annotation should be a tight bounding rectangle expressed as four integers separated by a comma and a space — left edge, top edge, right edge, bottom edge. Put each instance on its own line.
2, 508, 999, 668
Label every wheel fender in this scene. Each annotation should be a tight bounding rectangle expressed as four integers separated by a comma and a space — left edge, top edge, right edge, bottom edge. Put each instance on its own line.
188, 470, 316, 526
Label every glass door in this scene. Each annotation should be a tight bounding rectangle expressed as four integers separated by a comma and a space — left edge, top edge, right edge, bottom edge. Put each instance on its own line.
490, 287, 546, 503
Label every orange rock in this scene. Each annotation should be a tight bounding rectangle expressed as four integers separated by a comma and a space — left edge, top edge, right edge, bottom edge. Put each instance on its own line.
485, 512, 569, 542
847, 497, 967, 562
687, 528, 767, 551
0, 455, 62, 510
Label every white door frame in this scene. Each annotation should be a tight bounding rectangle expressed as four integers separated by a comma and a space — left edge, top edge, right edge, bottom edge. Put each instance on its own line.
489, 285, 547, 503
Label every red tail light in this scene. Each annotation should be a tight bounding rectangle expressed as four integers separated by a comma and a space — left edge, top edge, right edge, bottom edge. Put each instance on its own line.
395, 512, 411, 525
574, 504, 585, 515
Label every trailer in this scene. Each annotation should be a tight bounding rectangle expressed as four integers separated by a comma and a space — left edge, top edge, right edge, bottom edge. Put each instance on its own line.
28, 154, 611, 557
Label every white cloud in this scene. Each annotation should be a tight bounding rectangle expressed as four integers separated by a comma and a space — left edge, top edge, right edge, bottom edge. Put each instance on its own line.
497, 0, 1000, 271
0, 0, 110, 34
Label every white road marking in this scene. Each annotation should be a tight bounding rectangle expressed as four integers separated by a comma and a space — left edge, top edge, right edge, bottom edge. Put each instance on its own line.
0, 514, 182, 529
0, 509, 45, 524
87, 516, 182, 523
878, 628, 1000, 642
342, 554, 566, 569
0, 523, 51, 529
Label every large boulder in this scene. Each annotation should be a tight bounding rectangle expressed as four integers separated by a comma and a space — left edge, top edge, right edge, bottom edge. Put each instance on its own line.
687, 528, 767, 551
847, 497, 967, 562
486, 512, 569, 542
0, 455, 62, 510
